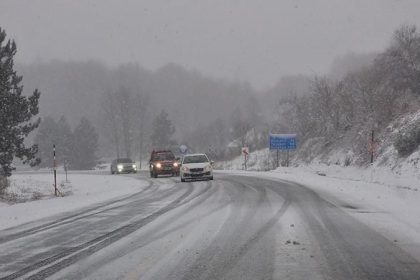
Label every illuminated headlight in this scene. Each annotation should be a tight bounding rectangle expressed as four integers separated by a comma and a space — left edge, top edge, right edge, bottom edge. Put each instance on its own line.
173, 162, 178, 167
204, 165, 212, 172
156, 162, 162, 169
181, 166, 188, 172
117, 164, 123, 169
132, 164, 137, 169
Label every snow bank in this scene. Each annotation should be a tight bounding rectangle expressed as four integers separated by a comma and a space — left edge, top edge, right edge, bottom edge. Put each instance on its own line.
0, 172, 148, 230
218, 164, 420, 260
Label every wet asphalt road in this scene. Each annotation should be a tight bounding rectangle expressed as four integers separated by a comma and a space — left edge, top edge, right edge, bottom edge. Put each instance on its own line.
0, 172, 420, 280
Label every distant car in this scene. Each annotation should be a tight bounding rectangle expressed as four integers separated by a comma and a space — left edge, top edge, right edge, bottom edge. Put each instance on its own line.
149, 150, 180, 178
111, 158, 137, 174
180, 153, 213, 182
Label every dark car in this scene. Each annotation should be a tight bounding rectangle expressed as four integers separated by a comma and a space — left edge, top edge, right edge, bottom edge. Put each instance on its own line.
111, 158, 137, 174
149, 150, 180, 178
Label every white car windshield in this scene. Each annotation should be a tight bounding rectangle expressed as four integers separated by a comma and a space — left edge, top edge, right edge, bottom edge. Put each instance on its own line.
183, 155, 208, 164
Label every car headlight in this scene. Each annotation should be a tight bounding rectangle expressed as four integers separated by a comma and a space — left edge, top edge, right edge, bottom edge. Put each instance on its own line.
156, 162, 162, 169
173, 162, 178, 167
117, 164, 123, 169
181, 166, 188, 172
204, 164, 212, 171
132, 164, 137, 169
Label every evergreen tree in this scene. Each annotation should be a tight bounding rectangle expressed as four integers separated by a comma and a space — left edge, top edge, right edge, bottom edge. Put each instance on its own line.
0, 27, 41, 177
150, 110, 175, 149
34, 116, 73, 168
70, 117, 98, 170
56, 116, 74, 163
34, 116, 59, 168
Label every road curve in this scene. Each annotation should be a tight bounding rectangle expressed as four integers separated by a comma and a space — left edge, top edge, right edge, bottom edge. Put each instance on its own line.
0, 173, 419, 280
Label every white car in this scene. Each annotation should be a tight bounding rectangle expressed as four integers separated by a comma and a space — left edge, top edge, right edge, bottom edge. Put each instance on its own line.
180, 153, 214, 182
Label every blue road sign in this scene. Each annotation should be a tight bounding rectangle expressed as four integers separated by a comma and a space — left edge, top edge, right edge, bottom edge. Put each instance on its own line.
269, 134, 297, 150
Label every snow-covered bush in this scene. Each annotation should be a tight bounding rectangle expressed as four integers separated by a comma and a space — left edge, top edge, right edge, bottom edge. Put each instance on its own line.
0, 176, 9, 195
394, 120, 420, 156
344, 155, 352, 166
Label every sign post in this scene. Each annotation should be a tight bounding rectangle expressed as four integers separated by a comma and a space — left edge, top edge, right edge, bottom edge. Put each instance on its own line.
241, 147, 249, 170
269, 134, 297, 168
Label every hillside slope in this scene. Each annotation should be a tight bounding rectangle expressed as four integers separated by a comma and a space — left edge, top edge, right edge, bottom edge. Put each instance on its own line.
218, 109, 420, 183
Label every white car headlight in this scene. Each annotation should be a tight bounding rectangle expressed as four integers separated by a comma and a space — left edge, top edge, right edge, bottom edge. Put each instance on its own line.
173, 162, 178, 167
181, 166, 188, 172
132, 164, 137, 169
117, 164, 123, 169
156, 162, 162, 169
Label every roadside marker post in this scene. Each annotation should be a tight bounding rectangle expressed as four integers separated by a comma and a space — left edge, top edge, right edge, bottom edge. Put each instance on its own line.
53, 145, 57, 196
370, 130, 375, 164
241, 147, 249, 170
64, 159, 68, 183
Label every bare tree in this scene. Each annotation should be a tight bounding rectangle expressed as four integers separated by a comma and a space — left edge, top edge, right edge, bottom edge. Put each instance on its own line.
229, 107, 252, 148
100, 89, 122, 158
117, 87, 134, 158
133, 93, 149, 168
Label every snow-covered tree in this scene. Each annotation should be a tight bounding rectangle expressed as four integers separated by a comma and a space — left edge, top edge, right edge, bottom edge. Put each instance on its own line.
150, 110, 175, 149
70, 117, 98, 170
118, 87, 134, 158
56, 116, 74, 161
133, 93, 149, 166
34, 116, 59, 168
376, 24, 420, 96
0, 27, 41, 177
34, 116, 73, 168
100, 89, 123, 158
229, 107, 251, 147
99, 87, 144, 159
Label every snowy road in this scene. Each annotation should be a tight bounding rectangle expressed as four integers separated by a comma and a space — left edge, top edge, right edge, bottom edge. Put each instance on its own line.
1, 173, 420, 279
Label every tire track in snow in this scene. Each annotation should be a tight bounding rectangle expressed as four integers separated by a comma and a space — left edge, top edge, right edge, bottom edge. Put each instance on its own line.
0, 183, 195, 280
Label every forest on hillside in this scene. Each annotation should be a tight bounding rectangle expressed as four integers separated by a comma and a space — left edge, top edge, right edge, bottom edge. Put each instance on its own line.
16, 24, 420, 168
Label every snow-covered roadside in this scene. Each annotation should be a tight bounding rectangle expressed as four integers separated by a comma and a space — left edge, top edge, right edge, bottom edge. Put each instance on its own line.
0, 172, 148, 230
217, 165, 420, 261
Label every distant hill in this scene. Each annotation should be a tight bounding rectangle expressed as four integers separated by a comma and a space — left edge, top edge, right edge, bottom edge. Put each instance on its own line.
17, 60, 256, 138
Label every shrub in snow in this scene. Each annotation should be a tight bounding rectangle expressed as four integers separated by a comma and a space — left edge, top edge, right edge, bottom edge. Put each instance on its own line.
344, 155, 352, 166
394, 120, 420, 156
31, 191, 43, 200
0, 176, 9, 195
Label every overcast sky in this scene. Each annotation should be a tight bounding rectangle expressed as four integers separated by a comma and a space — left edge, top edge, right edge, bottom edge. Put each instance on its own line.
1, 0, 420, 89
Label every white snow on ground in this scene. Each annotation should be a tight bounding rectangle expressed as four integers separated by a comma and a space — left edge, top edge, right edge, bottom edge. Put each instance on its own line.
0, 172, 148, 230
217, 164, 420, 261
2, 159, 420, 263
